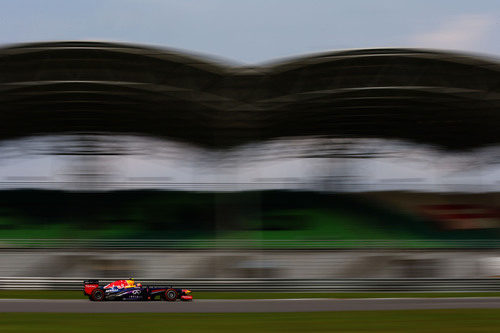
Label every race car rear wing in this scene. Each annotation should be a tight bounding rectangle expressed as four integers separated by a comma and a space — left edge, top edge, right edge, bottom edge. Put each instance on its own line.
83, 280, 100, 296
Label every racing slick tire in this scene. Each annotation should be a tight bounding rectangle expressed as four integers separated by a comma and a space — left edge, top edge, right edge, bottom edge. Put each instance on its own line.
90, 288, 105, 302
165, 288, 178, 301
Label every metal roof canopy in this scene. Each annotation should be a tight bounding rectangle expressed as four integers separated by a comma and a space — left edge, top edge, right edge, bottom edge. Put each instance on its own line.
0, 41, 499, 151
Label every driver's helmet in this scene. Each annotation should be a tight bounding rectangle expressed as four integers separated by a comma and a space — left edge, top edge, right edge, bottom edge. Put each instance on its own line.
136, 283, 142, 288
126, 278, 135, 287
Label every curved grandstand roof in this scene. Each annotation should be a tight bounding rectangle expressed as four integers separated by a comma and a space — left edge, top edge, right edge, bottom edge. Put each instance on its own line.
0, 41, 499, 150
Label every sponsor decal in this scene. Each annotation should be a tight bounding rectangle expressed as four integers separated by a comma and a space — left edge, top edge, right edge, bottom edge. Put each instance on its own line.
125, 295, 142, 299
104, 280, 130, 289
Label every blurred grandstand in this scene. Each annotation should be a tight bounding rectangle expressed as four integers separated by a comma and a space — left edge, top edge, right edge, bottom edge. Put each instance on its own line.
0, 41, 500, 284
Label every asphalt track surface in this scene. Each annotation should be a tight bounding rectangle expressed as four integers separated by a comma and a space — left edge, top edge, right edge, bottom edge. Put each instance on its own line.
1, 298, 500, 313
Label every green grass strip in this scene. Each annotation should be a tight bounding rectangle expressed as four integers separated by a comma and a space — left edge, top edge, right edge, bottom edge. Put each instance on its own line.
2, 310, 500, 332
2, 290, 500, 300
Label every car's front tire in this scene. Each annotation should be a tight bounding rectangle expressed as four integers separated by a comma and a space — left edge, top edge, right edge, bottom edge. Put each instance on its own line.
165, 288, 178, 301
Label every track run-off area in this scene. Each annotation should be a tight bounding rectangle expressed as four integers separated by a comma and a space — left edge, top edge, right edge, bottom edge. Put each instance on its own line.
1, 297, 500, 313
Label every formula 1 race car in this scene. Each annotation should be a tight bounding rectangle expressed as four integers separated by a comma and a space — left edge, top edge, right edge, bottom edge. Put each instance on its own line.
84, 279, 193, 302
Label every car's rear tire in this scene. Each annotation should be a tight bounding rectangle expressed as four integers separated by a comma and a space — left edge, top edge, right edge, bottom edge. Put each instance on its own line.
91, 288, 105, 301
165, 288, 178, 301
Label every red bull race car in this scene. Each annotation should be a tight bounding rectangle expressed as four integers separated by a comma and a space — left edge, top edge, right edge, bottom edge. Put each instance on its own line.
84, 278, 193, 302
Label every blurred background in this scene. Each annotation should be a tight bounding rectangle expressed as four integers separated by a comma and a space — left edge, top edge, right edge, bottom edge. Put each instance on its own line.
0, 1, 500, 290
